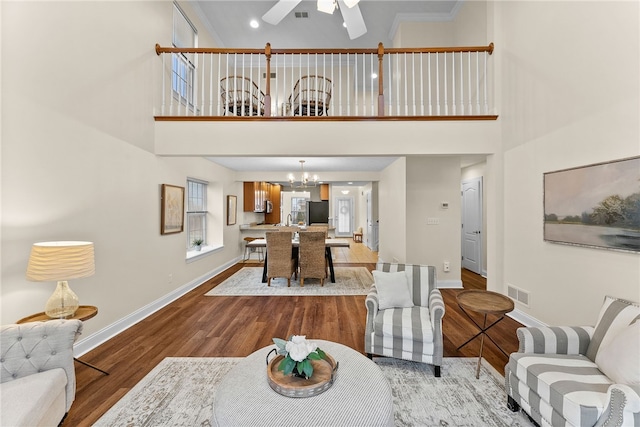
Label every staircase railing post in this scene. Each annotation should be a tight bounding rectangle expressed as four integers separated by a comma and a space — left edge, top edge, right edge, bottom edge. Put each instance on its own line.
377, 42, 385, 116
264, 43, 272, 116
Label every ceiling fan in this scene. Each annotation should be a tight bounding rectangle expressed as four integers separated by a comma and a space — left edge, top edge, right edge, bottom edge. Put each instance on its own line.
262, 0, 367, 40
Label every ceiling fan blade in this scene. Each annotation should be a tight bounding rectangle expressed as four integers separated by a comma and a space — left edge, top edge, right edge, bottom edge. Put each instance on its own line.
337, 0, 367, 40
262, 0, 303, 25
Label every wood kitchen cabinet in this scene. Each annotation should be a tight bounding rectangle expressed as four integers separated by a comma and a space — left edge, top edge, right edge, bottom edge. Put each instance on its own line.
265, 184, 281, 224
244, 181, 278, 214
320, 183, 329, 201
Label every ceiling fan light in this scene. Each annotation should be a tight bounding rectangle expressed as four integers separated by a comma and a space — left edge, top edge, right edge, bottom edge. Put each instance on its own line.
317, 0, 335, 14
342, 0, 359, 8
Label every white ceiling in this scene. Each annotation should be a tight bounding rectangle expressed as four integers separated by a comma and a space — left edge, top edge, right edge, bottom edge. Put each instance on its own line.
206, 156, 398, 171
191, 0, 462, 49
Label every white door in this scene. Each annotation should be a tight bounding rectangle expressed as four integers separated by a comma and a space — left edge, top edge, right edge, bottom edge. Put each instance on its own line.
461, 177, 483, 274
334, 197, 354, 237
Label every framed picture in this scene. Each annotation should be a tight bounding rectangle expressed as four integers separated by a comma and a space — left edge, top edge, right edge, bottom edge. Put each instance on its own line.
227, 195, 237, 225
161, 184, 185, 235
543, 156, 640, 253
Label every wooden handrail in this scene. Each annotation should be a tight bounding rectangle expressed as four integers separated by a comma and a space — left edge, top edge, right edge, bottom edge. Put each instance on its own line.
155, 42, 495, 56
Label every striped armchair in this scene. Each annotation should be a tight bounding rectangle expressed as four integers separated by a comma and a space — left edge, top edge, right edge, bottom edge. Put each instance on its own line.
506, 296, 640, 427
365, 263, 445, 377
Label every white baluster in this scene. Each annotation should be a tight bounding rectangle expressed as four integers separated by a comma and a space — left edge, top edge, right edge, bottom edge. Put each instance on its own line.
475, 51, 480, 115
435, 52, 440, 116
443, 52, 448, 116
451, 51, 456, 115
427, 53, 432, 116
467, 51, 472, 115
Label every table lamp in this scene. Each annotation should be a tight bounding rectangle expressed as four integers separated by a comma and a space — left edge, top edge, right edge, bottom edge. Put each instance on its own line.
26, 241, 95, 318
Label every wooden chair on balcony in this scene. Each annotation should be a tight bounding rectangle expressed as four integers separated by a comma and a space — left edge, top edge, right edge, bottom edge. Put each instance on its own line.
288, 75, 332, 116
220, 76, 265, 116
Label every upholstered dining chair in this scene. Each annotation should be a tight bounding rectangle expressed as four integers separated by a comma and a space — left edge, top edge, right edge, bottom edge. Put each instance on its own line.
298, 231, 327, 287
365, 263, 445, 377
265, 231, 297, 287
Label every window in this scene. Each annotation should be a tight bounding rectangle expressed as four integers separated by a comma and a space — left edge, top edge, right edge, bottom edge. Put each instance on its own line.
187, 178, 207, 249
291, 197, 307, 224
172, 3, 197, 107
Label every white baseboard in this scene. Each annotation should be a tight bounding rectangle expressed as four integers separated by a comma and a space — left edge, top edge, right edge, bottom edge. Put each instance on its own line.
507, 307, 546, 328
437, 279, 463, 289
73, 257, 241, 357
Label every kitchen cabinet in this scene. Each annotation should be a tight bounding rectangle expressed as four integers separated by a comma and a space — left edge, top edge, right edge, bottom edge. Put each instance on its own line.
243, 181, 276, 213
320, 184, 329, 201
265, 184, 281, 224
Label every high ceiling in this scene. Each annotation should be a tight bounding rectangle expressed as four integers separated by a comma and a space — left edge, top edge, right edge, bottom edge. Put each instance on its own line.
192, 1, 475, 181
191, 0, 462, 49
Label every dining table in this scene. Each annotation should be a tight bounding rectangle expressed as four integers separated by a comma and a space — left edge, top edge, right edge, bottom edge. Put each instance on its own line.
246, 238, 350, 283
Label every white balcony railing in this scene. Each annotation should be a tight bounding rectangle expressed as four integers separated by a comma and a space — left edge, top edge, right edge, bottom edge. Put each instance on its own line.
155, 43, 495, 119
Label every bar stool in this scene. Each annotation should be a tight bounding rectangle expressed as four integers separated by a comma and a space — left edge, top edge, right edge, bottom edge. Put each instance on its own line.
243, 237, 264, 262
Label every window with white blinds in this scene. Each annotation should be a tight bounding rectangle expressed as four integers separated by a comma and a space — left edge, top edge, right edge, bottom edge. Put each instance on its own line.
187, 178, 207, 249
172, 3, 197, 107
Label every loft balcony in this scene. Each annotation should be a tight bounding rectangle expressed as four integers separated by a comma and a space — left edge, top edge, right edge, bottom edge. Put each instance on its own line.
154, 43, 497, 121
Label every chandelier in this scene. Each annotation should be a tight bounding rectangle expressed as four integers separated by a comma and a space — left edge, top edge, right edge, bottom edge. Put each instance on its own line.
288, 160, 319, 188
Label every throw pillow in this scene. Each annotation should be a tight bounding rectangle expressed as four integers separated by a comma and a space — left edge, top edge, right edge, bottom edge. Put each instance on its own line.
373, 270, 414, 310
595, 320, 640, 385
586, 296, 640, 362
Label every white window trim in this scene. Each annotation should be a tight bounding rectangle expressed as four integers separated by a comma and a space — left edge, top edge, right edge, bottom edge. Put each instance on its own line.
186, 244, 224, 263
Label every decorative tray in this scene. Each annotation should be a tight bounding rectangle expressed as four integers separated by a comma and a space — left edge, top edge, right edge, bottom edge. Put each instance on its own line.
266, 350, 338, 398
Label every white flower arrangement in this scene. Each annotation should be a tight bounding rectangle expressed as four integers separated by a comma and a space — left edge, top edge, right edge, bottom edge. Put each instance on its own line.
273, 335, 326, 379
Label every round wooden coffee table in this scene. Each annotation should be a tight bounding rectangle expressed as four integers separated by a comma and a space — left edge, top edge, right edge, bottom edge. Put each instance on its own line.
212, 340, 394, 426
456, 290, 514, 378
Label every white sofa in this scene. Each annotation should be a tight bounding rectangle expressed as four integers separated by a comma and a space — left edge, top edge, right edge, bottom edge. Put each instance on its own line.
505, 296, 640, 426
1, 319, 83, 427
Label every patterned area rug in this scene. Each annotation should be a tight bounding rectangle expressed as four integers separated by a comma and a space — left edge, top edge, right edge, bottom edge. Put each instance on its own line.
95, 357, 532, 427
204, 266, 374, 296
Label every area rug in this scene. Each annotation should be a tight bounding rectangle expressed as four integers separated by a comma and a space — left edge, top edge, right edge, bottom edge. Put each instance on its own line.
94, 357, 532, 427
204, 266, 374, 296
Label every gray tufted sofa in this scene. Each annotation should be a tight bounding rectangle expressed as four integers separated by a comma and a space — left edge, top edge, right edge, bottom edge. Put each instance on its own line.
1, 319, 83, 426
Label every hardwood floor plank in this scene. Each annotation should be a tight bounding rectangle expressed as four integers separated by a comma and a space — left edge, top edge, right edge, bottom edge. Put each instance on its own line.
64, 247, 521, 426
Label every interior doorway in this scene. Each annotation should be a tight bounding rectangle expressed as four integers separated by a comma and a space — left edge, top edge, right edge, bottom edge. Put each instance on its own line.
461, 177, 483, 275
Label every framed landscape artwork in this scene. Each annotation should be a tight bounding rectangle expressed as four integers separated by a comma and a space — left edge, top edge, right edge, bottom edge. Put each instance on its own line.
543, 156, 640, 253
227, 195, 237, 225
161, 184, 185, 235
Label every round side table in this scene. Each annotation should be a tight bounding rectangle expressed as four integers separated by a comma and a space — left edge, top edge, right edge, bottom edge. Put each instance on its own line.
456, 290, 514, 378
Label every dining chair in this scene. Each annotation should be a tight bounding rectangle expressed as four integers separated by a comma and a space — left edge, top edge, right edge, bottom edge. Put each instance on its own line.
265, 231, 297, 287
298, 231, 327, 287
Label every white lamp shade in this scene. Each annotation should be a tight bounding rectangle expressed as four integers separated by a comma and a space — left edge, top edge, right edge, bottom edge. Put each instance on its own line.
342, 0, 359, 8
26, 241, 95, 282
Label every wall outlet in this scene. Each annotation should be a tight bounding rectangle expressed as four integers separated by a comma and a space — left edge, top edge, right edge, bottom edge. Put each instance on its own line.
443, 261, 450, 272
168, 273, 173, 283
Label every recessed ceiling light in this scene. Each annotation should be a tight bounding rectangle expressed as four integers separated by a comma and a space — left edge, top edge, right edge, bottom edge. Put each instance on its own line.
250, 19, 259, 29
348, 182, 353, 185
343, 22, 347, 28
371, 73, 378, 79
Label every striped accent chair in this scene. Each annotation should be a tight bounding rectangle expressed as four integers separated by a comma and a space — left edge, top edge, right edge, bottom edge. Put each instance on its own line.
506, 296, 640, 427
365, 263, 445, 377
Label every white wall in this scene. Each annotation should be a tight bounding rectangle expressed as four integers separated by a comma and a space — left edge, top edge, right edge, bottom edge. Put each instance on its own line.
378, 158, 407, 263
406, 156, 462, 282
498, 1, 640, 325
1, 1, 241, 337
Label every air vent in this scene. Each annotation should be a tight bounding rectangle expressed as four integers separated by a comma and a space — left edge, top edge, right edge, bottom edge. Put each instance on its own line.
263, 72, 277, 78
294, 11, 309, 18
507, 284, 530, 307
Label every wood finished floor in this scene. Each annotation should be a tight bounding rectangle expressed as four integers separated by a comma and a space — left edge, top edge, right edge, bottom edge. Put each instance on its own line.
65, 243, 522, 426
